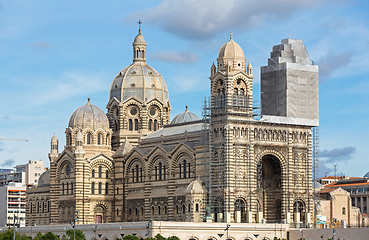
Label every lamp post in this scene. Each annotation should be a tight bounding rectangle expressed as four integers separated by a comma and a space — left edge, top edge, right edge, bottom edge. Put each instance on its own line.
31, 223, 36, 238
300, 229, 303, 240
224, 224, 230, 240
92, 226, 98, 240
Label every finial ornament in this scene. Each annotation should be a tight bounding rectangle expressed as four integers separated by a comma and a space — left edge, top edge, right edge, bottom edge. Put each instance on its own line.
137, 20, 142, 34
229, 31, 233, 40
88, 97, 90, 103
185, 105, 188, 111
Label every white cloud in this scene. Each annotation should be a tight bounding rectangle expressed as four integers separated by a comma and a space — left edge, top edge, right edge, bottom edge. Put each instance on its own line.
126, 0, 321, 40
152, 50, 199, 63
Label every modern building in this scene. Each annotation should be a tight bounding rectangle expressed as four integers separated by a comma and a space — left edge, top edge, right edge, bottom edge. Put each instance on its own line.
0, 169, 13, 186
0, 182, 27, 227
0, 161, 46, 186
26, 30, 319, 227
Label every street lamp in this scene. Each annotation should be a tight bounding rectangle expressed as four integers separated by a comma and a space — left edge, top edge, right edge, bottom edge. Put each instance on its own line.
31, 223, 36, 238
92, 226, 98, 240
224, 224, 230, 240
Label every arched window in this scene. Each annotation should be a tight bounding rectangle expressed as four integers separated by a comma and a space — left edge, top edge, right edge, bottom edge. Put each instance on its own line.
140, 168, 143, 182
68, 134, 72, 145
99, 166, 102, 178
91, 182, 95, 194
136, 165, 139, 182
106, 170, 109, 179
149, 119, 152, 131
188, 162, 191, 178
163, 166, 166, 180
164, 206, 167, 214
233, 88, 238, 106
132, 168, 135, 183
117, 187, 119, 195
71, 182, 73, 194
97, 133, 102, 145
129, 119, 133, 131
182, 204, 186, 214
135, 208, 138, 216
141, 50, 145, 58
196, 203, 199, 212
154, 120, 158, 131
179, 164, 182, 178
159, 162, 162, 180
342, 207, 346, 215
105, 183, 109, 195
117, 208, 119, 216
92, 169, 95, 178
134, 119, 139, 131
62, 183, 65, 195
158, 206, 161, 215
176, 205, 179, 214
86, 133, 91, 144
152, 206, 155, 215
183, 160, 187, 178
98, 182, 102, 194
66, 183, 69, 195
155, 166, 158, 181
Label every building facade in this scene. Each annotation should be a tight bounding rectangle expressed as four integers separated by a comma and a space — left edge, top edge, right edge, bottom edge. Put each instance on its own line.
27, 31, 318, 227
0, 183, 27, 227
0, 160, 46, 186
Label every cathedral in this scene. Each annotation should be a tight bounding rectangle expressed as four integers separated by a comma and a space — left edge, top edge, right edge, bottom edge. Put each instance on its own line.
26, 29, 319, 227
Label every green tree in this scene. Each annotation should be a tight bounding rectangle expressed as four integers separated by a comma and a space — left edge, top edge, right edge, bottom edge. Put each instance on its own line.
123, 235, 139, 240
0, 227, 31, 240
61, 229, 85, 240
33, 232, 59, 240
166, 236, 180, 240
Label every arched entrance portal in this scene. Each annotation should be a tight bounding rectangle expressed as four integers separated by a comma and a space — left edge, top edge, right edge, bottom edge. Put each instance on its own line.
234, 198, 247, 222
94, 204, 107, 224
258, 154, 282, 222
293, 200, 306, 225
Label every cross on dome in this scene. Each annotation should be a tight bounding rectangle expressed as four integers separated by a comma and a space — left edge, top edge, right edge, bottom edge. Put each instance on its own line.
229, 31, 233, 40
137, 20, 142, 33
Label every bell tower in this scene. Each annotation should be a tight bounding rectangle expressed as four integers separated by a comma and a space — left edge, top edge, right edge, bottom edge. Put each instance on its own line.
208, 33, 254, 222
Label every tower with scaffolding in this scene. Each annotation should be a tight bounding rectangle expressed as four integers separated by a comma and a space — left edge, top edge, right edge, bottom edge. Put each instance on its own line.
202, 36, 319, 225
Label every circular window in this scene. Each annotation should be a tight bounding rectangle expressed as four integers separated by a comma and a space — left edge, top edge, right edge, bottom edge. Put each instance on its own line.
130, 107, 138, 116
66, 165, 71, 176
150, 108, 156, 116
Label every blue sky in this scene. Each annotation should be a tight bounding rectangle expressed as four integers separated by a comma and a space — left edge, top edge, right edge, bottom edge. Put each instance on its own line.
0, 0, 368, 178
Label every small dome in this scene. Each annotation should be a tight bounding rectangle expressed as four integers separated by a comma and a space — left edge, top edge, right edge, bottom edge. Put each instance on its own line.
171, 106, 201, 124
133, 33, 146, 45
185, 180, 203, 194
51, 133, 58, 143
68, 98, 109, 130
38, 170, 50, 187
218, 34, 245, 59
364, 172, 369, 178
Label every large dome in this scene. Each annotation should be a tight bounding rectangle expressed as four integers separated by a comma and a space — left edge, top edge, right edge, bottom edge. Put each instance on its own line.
109, 32, 170, 106
171, 106, 201, 124
68, 98, 109, 130
218, 35, 245, 59
110, 63, 169, 105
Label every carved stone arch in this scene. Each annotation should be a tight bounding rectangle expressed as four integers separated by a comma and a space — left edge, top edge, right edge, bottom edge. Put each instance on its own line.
125, 157, 146, 176
92, 202, 108, 211
254, 149, 287, 172
203, 236, 218, 240
123, 99, 143, 113
171, 149, 195, 173
89, 157, 114, 173
147, 150, 170, 174
56, 157, 75, 177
